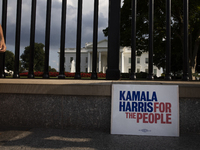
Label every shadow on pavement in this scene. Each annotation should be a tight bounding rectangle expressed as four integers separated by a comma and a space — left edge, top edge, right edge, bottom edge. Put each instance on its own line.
0, 128, 200, 150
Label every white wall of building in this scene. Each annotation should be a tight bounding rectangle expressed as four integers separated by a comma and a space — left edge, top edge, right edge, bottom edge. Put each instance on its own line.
61, 40, 162, 77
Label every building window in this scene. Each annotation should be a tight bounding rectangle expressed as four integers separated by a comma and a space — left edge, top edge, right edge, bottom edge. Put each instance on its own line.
145, 69, 148, 73
145, 58, 148, 64
137, 58, 140, 64
86, 57, 88, 63
70, 57, 73, 63
137, 68, 140, 73
129, 58, 131, 63
85, 68, 88, 73
154, 69, 157, 75
129, 69, 131, 73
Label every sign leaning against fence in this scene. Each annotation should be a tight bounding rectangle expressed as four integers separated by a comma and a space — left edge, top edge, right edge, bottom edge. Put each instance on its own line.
111, 84, 179, 137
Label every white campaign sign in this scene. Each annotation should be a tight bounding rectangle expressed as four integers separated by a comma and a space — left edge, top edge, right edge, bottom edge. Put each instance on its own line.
111, 84, 179, 137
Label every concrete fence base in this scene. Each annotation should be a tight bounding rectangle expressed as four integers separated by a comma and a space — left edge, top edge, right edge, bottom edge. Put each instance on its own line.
0, 94, 111, 131
0, 79, 200, 134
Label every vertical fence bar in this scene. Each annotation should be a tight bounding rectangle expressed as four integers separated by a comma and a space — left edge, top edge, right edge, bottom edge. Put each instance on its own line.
91, 0, 99, 79
13, 0, 22, 78
75, 0, 83, 79
28, 0, 37, 78
58, 0, 67, 79
43, 0, 52, 79
0, 0, 7, 78
106, 0, 121, 80
147, 0, 154, 80
182, 0, 189, 81
165, 0, 172, 80
130, 0, 137, 80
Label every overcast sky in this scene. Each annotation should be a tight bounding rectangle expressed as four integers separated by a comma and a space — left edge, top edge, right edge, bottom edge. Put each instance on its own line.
0, 0, 123, 71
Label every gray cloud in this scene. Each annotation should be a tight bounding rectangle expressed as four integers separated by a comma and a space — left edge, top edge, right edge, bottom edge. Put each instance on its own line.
1, 0, 108, 48
0, 0, 109, 70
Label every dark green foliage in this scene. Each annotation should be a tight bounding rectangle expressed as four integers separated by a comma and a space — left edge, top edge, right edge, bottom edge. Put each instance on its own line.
121, 72, 148, 79
20, 43, 45, 72
103, 0, 200, 78
49, 66, 57, 72
136, 72, 148, 79
120, 73, 130, 78
5, 50, 15, 71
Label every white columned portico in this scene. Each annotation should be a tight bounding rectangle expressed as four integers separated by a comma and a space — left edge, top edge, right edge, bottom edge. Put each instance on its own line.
88, 52, 91, 72
99, 52, 101, 72
121, 51, 124, 73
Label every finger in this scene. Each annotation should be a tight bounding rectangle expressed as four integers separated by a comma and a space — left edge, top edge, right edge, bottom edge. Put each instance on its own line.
2, 44, 6, 49
0, 49, 6, 52
2, 48, 6, 52
0, 46, 6, 52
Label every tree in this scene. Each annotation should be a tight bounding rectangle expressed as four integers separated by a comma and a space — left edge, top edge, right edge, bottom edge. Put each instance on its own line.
49, 66, 57, 72
196, 50, 200, 72
5, 50, 24, 73
21, 43, 45, 72
5, 50, 15, 71
103, 0, 200, 79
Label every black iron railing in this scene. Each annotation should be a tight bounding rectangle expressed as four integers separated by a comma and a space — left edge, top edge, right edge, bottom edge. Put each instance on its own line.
0, 0, 189, 80
0, 0, 7, 78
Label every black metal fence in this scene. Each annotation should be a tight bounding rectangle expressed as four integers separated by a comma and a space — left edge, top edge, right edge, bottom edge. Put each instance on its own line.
0, 0, 189, 80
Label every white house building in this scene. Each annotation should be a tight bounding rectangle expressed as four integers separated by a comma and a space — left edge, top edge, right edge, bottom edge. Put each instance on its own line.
61, 39, 162, 77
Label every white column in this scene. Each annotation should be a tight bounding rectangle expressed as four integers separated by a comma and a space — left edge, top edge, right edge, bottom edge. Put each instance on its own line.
87, 52, 91, 72
121, 51, 124, 73
99, 52, 102, 72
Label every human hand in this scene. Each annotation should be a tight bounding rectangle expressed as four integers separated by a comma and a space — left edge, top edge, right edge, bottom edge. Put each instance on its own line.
0, 40, 6, 53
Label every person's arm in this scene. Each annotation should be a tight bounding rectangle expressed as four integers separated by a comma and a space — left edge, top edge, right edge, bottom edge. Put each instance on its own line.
0, 25, 6, 52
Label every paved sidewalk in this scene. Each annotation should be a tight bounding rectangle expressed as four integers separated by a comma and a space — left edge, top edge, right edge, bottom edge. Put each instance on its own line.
0, 128, 200, 150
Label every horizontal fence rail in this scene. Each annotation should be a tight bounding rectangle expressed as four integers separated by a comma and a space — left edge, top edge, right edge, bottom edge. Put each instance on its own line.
0, 0, 190, 80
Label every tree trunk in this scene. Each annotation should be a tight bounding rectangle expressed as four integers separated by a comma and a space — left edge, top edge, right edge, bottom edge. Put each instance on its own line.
189, 29, 200, 80
189, 56, 197, 80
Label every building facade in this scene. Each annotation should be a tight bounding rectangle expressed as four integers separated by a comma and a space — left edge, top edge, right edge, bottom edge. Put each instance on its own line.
61, 39, 162, 77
